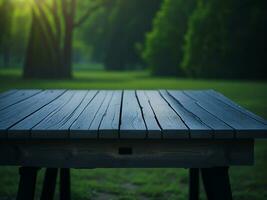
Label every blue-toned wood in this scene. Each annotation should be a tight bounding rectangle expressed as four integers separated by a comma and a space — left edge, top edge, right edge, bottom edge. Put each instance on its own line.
145, 90, 189, 139
167, 90, 234, 138
160, 90, 212, 139
120, 90, 147, 139
0, 90, 65, 138
98, 90, 122, 139
31, 90, 89, 138
0, 89, 41, 111
184, 90, 267, 138
89, 91, 113, 138
136, 90, 162, 138
70, 90, 106, 138
0, 89, 266, 139
206, 90, 267, 125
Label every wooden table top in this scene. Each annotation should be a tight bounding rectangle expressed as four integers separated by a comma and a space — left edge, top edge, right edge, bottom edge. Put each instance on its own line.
0, 89, 266, 139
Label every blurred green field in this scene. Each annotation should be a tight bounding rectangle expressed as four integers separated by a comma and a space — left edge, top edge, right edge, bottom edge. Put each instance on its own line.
0, 68, 267, 200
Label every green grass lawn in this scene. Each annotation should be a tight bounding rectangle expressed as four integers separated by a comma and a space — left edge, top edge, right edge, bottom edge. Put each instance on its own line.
0, 68, 267, 200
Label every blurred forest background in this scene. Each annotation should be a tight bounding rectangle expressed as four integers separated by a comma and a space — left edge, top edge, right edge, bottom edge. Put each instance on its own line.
0, 0, 266, 79
0, 1, 267, 200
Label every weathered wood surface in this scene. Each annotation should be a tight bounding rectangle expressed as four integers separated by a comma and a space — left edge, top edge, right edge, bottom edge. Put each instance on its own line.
167, 90, 234, 138
0, 90, 65, 138
160, 90, 212, 139
98, 90, 122, 139
205, 90, 267, 125
184, 90, 267, 138
0, 89, 266, 139
136, 91, 162, 138
0, 139, 254, 168
120, 90, 147, 138
0, 90, 41, 111
145, 91, 189, 139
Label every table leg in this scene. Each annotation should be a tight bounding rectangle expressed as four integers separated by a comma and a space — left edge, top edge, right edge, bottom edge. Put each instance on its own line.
60, 168, 71, 200
16, 167, 39, 200
201, 167, 232, 200
189, 168, 199, 200
41, 168, 58, 200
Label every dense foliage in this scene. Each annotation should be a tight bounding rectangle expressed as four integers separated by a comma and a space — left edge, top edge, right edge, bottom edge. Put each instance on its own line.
182, 0, 267, 79
82, 0, 162, 70
0, 0, 14, 67
0, 0, 266, 79
142, 0, 195, 76
143, 0, 267, 79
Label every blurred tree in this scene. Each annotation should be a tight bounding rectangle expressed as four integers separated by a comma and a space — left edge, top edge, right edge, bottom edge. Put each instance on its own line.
79, 0, 116, 63
82, 0, 162, 70
104, 0, 162, 70
142, 0, 195, 76
9, 4, 32, 67
23, 0, 105, 79
0, 0, 14, 67
182, 0, 267, 79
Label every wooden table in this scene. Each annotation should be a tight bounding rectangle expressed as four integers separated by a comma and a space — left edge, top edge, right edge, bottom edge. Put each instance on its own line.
0, 89, 266, 200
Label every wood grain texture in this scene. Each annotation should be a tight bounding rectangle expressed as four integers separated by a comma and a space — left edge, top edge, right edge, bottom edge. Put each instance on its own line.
0, 89, 266, 139
70, 90, 106, 138
0, 139, 254, 168
30, 90, 98, 138
120, 90, 147, 139
0, 90, 18, 99
0, 90, 41, 111
184, 90, 267, 138
0, 90, 65, 138
88, 91, 113, 138
160, 90, 212, 138
145, 91, 189, 138
167, 90, 234, 138
206, 90, 267, 125
9, 90, 74, 138
98, 90, 122, 139
31, 90, 89, 138
136, 91, 162, 138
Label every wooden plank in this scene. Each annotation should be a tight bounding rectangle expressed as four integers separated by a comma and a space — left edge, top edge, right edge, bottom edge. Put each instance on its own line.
160, 90, 212, 138
0, 90, 41, 111
70, 91, 113, 138
87, 91, 113, 138
184, 90, 267, 138
136, 90, 162, 138
145, 91, 189, 138
31, 90, 90, 138
206, 90, 267, 125
120, 90, 147, 139
168, 90, 234, 138
70, 90, 107, 138
0, 139, 254, 168
9, 90, 75, 138
0, 90, 65, 138
57, 90, 98, 134
98, 90, 122, 139
0, 90, 18, 99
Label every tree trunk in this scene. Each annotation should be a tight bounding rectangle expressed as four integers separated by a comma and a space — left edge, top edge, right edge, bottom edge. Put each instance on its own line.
62, 20, 73, 79
23, 0, 94, 79
23, 9, 66, 79
3, 42, 10, 68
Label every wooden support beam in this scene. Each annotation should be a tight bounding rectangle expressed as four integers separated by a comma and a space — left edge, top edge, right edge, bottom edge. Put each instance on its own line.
201, 167, 232, 200
16, 167, 39, 200
60, 168, 71, 200
0, 139, 254, 168
189, 168, 199, 200
41, 168, 58, 200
